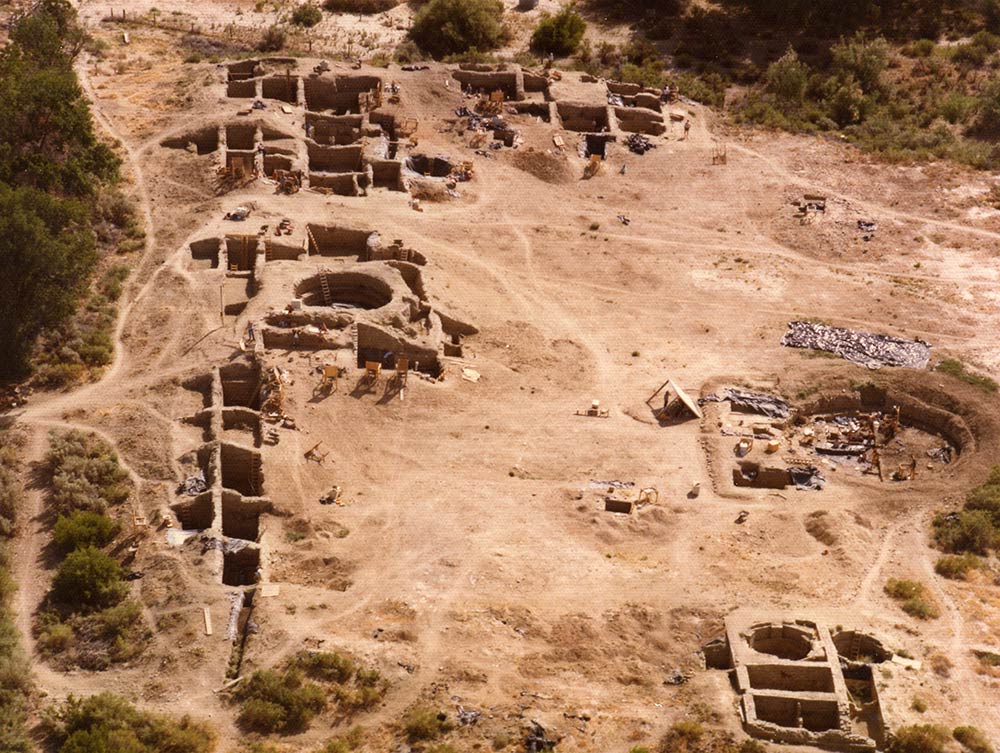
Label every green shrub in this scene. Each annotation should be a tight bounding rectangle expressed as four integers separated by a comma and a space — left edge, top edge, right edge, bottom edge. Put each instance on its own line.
293, 650, 356, 683
903, 38, 936, 57
884, 578, 939, 620
318, 726, 365, 752
934, 553, 981, 580
830, 33, 889, 93
954, 726, 994, 753
291, 3, 323, 25
657, 721, 704, 752
258, 25, 287, 52
975, 77, 1000, 137
236, 668, 326, 733
38, 620, 75, 653
51, 546, 127, 612
766, 47, 809, 102
47, 430, 130, 515
403, 707, 453, 742
324, 0, 396, 12
52, 511, 119, 554
619, 60, 666, 88
54, 693, 214, 753
409, 0, 506, 59
951, 43, 987, 67
531, 7, 586, 56
934, 510, 997, 555
887, 724, 950, 753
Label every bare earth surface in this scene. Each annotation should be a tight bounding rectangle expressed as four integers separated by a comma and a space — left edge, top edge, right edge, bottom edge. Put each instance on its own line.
8, 5, 1000, 752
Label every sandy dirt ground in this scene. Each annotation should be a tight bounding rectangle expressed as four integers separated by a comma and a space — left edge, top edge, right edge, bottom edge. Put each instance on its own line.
7, 9, 1000, 753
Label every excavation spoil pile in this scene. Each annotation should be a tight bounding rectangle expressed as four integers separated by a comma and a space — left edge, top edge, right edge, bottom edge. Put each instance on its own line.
781, 321, 931, 369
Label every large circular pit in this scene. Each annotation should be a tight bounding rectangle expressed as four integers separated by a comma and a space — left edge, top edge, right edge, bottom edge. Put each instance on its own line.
296, 272, 393, 310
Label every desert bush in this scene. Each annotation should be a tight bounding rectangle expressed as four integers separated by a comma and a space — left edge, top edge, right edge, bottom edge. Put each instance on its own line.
830, 33, 890, 92
52, 692, 214, 753
409, 0, 506, 58
258, 25, 287, 52
886, 724, 950, 753
51, 545, 127, 612
902, 38, 936, 57
291, 3, 323, 26
657, 721, 704, 752
766, 47, 809, 102
954, 726, 994, 753
404, 707, 453, 742
934, 553, 981, 580
46, 430, 130, 515
934, 510, 997, 555
52, 511, 119, 554
884, 578, 939, 620
531, 7, 586, 56
294, 650, 356, 683
236, 668, 326, 733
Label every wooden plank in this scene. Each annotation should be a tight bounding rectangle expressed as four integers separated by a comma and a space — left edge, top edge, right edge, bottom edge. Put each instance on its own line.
203, 606, 213, 636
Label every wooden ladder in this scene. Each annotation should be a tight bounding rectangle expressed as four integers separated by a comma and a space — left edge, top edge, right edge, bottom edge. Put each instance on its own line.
306, 226, 318, 256
350, 323, 359, 363
398, 247, 410, 262
848, 631, 863, 661
319, 274, 332, 305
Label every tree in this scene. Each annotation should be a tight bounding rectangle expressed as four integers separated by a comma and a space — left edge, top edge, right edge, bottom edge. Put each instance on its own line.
531, 7, 587, 56
0, 186, 96, 378
409, 0, 507, 59
51, 545, 126, 611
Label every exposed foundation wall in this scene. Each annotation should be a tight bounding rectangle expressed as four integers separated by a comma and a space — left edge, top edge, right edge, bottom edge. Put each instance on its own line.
308, 172, 360, 195
307, 225, 376, 257
227, 78, 258, 98
223, 546, 260, 586
219, 364, 263, 409
226, 124, 258, 150
307, 143, 364, 172
733, 463, 790, 489
304, 77, 376, 114
263, 154, 293, 175
309, 116, 364, 145
557, 102, 610, 132
161, 126, 220, 154
220, 443, 263, 496
356, 322, 439, 373
452, 68, 524, 100
172, 492, 215, 531
614, 107, 667, 135
265, 239, 305, 261
370, 160, 405, 190
262, 75, 299, 103
190, 238, 222, 269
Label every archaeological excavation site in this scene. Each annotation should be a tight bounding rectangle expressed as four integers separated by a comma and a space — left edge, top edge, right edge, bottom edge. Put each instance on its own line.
5, 3, 1000, 753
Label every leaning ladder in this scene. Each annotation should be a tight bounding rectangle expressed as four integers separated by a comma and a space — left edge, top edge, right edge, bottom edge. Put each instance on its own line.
319, 274, 332, 305
848, 632, 862, 661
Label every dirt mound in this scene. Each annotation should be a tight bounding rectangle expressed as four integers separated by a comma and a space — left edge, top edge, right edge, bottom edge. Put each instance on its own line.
508, 148, 574, 184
